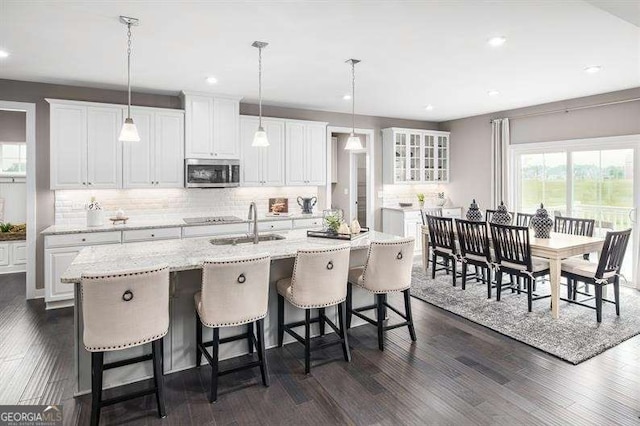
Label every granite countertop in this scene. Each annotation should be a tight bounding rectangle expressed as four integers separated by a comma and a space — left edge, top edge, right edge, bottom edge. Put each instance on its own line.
41, 213, 324, 235
60, 229, 400, 283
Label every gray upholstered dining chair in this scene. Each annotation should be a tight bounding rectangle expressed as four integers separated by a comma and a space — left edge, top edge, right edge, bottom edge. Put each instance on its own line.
195, 254, 271, 402
346, 238, 416, 351
81, 265, 170, 426
277, 245, 351, 374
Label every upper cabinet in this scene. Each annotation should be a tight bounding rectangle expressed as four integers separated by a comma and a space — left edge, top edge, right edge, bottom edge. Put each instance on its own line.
182, 92, 241, 159
48, 99, 184, 190
49, 100, 121, 190
382, 128, 450, 184
122, 107, 184, 188
239, 116, 285, 187
285, 120, 327, 186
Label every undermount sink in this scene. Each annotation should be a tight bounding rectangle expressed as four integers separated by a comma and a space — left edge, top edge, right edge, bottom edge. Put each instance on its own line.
209, 234, 286, 246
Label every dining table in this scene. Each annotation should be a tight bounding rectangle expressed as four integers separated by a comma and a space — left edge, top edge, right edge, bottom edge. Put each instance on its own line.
421, 225, 605, 319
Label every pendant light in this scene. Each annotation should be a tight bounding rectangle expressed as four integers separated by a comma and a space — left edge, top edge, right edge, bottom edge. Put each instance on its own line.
344, 59, 363, 150
118, 16, 140, 142
252, 41, 269, 147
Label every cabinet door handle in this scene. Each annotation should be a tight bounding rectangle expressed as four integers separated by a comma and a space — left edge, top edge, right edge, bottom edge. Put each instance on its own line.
151, 234, 155, 237
81, 238, 86, 242
87, 182, 92, 185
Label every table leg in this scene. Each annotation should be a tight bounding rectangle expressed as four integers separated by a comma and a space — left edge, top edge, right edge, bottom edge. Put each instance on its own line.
549, 258, 561, 319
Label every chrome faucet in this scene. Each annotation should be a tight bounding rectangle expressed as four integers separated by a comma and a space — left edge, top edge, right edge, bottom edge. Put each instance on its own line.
248, 202, 259, 244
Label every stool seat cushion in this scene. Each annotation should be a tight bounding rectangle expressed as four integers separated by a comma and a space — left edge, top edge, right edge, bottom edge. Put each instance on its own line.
276, 276, 346, 309
276, 277, 293, 299
195, 291, 266, 328
561, 258, 616, 280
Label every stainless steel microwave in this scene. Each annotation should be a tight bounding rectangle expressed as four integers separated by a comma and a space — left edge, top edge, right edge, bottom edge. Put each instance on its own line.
184, 159, 240, 188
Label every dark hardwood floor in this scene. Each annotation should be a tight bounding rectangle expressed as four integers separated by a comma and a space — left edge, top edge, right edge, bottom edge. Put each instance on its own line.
1, 272, 639, 425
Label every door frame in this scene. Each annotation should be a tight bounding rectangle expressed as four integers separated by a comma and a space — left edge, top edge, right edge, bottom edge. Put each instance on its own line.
326, 126, 375, 229
0, 100, 38, 299
509, 134, 640, 288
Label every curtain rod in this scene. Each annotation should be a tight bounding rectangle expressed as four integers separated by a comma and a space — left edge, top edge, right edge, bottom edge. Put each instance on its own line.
489, 97, 640, 123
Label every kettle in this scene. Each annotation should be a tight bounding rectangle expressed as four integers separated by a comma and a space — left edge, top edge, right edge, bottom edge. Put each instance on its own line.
297, 196, 317, 214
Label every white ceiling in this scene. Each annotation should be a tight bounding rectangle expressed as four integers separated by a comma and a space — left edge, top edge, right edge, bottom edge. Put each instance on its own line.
0, 0, 638, 121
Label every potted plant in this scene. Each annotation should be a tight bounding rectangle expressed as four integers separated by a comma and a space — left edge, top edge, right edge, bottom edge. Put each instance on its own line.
324, 213, 342, 234
417, 193, 425, 209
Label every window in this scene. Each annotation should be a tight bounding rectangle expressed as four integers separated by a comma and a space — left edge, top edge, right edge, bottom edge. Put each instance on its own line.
518, 152, 566, 214
0, 143, 27, 175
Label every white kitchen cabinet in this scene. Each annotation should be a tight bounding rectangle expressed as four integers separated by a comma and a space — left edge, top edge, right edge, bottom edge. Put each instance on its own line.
292, 217, 323, 229
0, 243, 8, 266
382, 207, 462, 253
44, 231, 122, 309
382, 128, 450, 184
261, 220, 292, 232
181, 223, 249, 238
182, 92, 241, 159
285, 120, 327, 186
123, 108, 184, 188
123, 227, 182, 243
239, 116, 285, 186
49, 102, 88, 189
86, 106, 122, 188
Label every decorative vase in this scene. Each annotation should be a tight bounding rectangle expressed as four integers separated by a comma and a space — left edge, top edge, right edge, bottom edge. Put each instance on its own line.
491, 201, 512, 225
466, 199, 483, 222
530, 203, 554, 238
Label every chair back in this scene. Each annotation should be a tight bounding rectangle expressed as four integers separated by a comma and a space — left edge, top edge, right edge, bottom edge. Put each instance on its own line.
290, 245, 351, 307
81, 265, 170, 352
489, 224, 533, 272
361, 238, 415, 292
456, 219, 491, 261
553, 216, 595, 237
199, 254, 271, 327
595, 229, 631, 279
420, 207, 442, 225
426, 215, 456, 253
515, 213, 534, 227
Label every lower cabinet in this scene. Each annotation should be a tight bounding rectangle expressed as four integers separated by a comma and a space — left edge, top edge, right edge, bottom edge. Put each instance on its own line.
382, 207, 463, 253
0, 241, 27, 274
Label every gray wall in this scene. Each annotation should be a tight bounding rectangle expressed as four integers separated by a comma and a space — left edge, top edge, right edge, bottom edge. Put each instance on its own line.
0, 110, 27, 141
241, 103, 439, 226
440, 87, 640, 212
0, 79, 181, 290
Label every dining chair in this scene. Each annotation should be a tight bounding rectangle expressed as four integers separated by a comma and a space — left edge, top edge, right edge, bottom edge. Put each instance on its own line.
426, 215, 459, 286
515, 212, 535, 227
489, 223, 551, 311
455, 219, 493, 295
561, 229, 631, 322
553, 216, 595, 238
420, 207, 443, 225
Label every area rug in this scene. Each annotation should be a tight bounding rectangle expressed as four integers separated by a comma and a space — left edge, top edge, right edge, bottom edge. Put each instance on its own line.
410, 265, 640, 364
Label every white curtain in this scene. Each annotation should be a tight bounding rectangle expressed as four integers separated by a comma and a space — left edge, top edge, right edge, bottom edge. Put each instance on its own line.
490, 118, 510, 208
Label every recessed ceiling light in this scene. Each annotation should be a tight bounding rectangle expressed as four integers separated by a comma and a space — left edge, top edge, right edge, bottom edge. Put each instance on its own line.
487, 36, 506, 47
343, 94, 352, 100
425, 104, 434, 111
584, 65, 602, 74
488, 90, 500, 96
0, 50, 9, 59
205, 76, 218, 84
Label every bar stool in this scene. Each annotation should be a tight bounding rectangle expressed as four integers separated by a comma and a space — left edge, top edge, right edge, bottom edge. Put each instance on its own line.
276, 245, 351, 374
81, 265, 170, 426
195, 254, 271, 402
346, 238, 416, 351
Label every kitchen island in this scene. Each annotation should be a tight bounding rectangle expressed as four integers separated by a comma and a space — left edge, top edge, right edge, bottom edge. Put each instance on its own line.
61, 229, 402, 395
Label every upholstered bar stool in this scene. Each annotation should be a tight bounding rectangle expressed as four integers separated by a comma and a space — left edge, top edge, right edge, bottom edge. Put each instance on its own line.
277, 245, 351, 374
346, 238, 416, 351
195, 254, 271, 402
81, 265, 170, 426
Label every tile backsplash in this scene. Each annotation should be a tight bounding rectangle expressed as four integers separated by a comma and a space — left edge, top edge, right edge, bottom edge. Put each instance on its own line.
54, 187, 319, 225
381, 184, 450, 208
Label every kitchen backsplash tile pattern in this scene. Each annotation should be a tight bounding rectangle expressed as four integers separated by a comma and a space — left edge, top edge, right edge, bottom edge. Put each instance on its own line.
381, 184, 449, 208
54, 187, 319, 225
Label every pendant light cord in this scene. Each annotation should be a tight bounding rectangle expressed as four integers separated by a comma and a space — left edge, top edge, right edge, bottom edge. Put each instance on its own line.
258, 46, 263, 128
351, 60, 355, 135
126, 23, 132, 119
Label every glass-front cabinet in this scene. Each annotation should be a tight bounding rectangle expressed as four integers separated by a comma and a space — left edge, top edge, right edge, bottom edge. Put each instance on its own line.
383, 128, 450, 184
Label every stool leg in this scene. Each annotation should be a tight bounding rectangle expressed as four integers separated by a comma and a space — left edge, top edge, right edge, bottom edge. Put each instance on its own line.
209, 328, 220, 403
403, 289, 417, 342
277, 294, 284, 348
152, 339, 167, 418
304, 309, 311, 374
247, 322, 254, 354
318, 308, 326, 336
337, 302, 351, 362
90, 351, 104, 426
195, 314, 202, 368
346, 283, 353, 329
256, 319, 270, 387
376, 294, 385, 351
